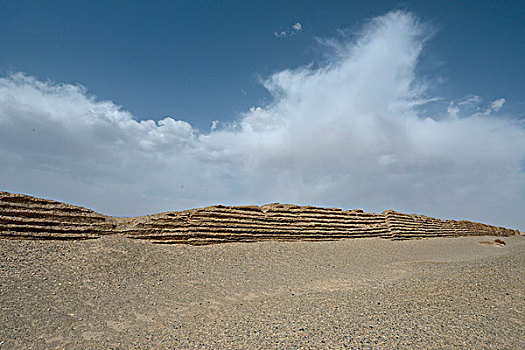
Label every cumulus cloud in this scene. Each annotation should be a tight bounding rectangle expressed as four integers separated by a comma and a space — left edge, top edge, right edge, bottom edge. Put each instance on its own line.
491, 98, 505, 112
1, 11, 524, 230
292, 22, 302, 32
448, 96, 508, 118
274, 22, 303, 38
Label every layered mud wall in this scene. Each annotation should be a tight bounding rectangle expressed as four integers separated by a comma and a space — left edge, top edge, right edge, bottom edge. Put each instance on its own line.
0, 191, 519, 244
0, 191, 114, 240
119, 204, 392, 244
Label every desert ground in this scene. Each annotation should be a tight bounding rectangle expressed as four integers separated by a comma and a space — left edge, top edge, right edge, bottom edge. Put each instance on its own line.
0, 235, 523, 349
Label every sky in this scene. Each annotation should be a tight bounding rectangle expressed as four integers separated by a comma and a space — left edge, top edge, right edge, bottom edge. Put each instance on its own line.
0, 1, 524, 230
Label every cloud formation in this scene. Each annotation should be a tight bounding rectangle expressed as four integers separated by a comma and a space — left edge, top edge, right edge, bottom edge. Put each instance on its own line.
274, 22, 303, 38
448, 95, 507, 118
491, 98, 505, 112
292, 22, 302, 32
1, 11, 524, 230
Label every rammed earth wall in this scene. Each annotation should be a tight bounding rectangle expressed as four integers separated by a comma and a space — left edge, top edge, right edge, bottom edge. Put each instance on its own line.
0, 191, 519, 244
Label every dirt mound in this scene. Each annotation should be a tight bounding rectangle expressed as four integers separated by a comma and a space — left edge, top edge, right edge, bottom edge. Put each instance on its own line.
0, 191, 519, 244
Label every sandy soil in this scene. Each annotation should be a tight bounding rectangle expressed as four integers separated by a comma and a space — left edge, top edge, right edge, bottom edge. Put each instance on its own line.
1, 235, 524, 349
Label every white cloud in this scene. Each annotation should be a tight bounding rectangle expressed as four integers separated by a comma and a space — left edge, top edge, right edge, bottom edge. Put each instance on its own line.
274, 22, 303, 38
1, 11, 524, 230
447, 102, 460, 118
458, 95, 481, 106
448, 96, 508, 118
491, 98, 505, 112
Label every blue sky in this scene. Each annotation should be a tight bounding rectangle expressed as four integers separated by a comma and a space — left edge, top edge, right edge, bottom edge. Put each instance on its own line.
1, 1, 523, 129
0, 1, 524, 230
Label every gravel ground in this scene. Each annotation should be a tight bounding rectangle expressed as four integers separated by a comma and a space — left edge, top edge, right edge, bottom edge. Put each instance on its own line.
0, 235, 524, 349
